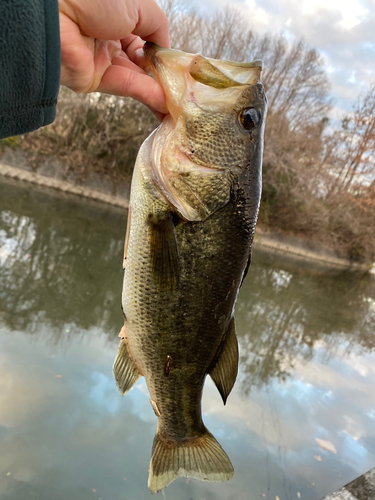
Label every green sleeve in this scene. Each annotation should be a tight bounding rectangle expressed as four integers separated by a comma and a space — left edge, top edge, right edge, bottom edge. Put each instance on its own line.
0, 0, 61, 139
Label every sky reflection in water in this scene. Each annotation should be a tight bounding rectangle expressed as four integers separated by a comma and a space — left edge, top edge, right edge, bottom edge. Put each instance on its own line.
0, 180, 375, 500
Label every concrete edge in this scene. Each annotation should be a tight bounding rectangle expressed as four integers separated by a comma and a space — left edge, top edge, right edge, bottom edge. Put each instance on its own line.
254, 233, 370, 272
321, 466, 375, 499
0, 162, 129, 209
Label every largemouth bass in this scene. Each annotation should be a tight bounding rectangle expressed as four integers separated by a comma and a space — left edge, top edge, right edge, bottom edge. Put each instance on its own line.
113, 42, 267, 493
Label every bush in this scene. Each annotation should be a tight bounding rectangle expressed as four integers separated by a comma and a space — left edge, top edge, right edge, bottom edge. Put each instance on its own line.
16, 89, 159, 183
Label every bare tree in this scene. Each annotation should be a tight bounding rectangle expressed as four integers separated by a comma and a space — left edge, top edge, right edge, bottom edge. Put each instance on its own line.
159, 0, 331, 132
325, 83, 375, 197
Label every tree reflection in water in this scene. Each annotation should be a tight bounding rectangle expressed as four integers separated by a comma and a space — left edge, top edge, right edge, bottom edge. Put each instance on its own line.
236, 250, 375, 393
1, 180, 374, 393
0, 182, 125, 340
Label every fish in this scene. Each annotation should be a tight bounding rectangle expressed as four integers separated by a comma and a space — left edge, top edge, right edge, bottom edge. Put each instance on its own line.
113, 42, 267, 493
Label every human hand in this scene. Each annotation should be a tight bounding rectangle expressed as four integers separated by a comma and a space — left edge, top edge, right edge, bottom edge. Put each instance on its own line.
59, 0, 170, 115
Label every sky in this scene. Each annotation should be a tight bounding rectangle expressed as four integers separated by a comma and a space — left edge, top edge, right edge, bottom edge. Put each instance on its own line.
200, 0, 375, 117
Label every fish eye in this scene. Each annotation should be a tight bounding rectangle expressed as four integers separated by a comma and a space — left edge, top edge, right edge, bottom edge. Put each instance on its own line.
239, 108, 259, 130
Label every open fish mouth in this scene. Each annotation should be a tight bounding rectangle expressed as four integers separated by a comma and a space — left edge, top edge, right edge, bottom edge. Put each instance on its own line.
143, 42, 263, 85
144, 42, 263, 120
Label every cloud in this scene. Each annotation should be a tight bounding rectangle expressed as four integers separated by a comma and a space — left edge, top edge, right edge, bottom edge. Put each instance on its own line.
196, 0, 375, 114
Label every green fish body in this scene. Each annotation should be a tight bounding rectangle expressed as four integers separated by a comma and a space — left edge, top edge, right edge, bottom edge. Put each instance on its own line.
113, 43, 267, 493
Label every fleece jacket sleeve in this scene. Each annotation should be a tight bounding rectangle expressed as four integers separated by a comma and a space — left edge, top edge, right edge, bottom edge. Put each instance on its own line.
0, 0, 61, 140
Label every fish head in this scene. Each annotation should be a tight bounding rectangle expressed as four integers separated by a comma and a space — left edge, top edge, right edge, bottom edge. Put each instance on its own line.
144, 43, 266, 173
144, 43, 267, 221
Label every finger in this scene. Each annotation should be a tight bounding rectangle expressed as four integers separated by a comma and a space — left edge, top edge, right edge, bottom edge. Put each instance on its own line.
59, 12, 95, 90
60, 0, 169, 47
59, 0, 136, 40
132, 0, 170, 49
146, 105, 166, 123
131, 49, 151, 74
97, 65, 168, 114
121, 34, 143, 53
112, 54, 146, 75
121, 35, 151, 73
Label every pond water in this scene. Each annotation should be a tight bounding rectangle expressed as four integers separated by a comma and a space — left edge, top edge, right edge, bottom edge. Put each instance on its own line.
1, 179, 375, 500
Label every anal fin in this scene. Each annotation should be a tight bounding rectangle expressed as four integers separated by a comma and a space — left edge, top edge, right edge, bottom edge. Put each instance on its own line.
113, 328, 141, 396
209, 317, 239, 405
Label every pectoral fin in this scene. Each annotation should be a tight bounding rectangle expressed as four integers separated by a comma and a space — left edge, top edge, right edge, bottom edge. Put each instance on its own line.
113, 331, 141, 396
148, 211, 179, 287
209, 318, 239, 405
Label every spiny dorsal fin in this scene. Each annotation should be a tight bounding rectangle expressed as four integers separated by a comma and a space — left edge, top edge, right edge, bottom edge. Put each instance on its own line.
148, 428, 233, 493
113, 335, 141, 396
209, 318, 239, 405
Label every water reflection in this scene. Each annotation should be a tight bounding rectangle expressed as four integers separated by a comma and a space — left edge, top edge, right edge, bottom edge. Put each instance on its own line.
1, 182, 374, 390
1, 180, 375, 500
0, 181, 124, 336
236, 257, 375, 391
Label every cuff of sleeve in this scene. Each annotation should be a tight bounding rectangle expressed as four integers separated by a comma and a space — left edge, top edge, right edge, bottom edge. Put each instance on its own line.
0, 102, 56, 141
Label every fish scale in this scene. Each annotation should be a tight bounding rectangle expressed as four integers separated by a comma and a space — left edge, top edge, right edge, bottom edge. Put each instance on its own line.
113, 42, 267, 493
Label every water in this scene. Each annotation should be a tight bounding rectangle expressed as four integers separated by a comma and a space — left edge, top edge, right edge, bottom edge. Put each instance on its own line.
1, 179, 375, 500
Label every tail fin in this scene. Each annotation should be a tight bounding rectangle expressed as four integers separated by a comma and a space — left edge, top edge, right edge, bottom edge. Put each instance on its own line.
148, 429, 234, 493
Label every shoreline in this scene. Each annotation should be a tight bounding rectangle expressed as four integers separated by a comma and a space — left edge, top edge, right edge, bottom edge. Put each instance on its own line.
0, 157, 128, 209
253, 230, 369, 272
0, 156, 371, 273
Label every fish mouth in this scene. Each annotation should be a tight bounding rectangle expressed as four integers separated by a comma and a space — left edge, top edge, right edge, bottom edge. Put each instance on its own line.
143, 42, 263, 83
143, 42, 160, 68
143, 42, 263, 120
143, 42, 169, 66
143, 42, 190, 80
144, 42, 186, 65
144, 42, 194, 120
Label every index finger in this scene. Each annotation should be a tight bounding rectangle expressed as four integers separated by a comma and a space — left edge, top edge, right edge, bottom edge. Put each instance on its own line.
130, 0, 170, 49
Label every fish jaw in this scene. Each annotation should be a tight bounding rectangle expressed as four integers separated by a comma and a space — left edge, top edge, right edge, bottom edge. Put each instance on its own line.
144, 43, 193, 121
144, 42, 263, 122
